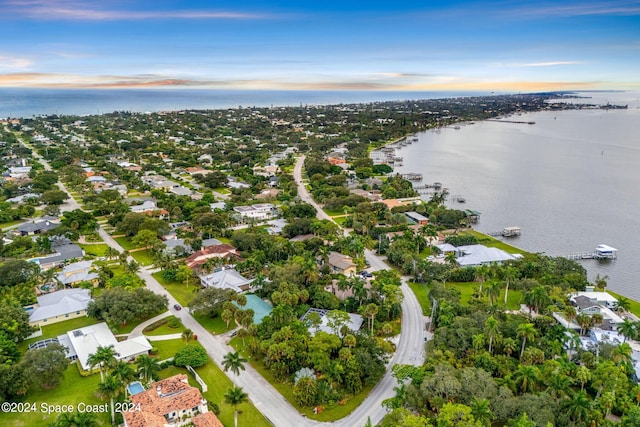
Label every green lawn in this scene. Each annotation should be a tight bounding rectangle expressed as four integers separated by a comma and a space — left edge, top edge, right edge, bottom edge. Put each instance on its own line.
212, 187, 231, 194
158, 362, 271, 427
408, 282, 432, 315
0, 219, 25, 230
130, 249, 155, 266
151, 273, 235, 334
79, 243, 109, 257
607, 290, 640, 318
333, 216, 350, 226
151, 338, 188, 361
22, 316, 99, 350
111, 311, 169, 336
2, 363, 110, 427
229, 337, 374, 422
461, 230, 529, 255
113, 236, 138, 251
143, 316, 186, 336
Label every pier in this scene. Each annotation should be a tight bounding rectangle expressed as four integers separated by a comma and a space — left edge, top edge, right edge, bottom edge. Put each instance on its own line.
486, 119, 536, 125
487, 226, 521, 237
558, 244, 618, 260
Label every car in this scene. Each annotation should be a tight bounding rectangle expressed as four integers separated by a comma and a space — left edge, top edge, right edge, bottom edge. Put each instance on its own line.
173, 304, 182, 311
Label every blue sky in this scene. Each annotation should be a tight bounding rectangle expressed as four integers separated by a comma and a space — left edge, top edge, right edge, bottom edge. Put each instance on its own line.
1, 0, 639, 91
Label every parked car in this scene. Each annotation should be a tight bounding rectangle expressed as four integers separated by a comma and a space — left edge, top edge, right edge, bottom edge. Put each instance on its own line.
173, 304, 182, 311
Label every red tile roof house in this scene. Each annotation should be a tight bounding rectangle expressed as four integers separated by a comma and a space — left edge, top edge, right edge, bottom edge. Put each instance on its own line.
123, 374, 223, 427
185, 244, 243, 270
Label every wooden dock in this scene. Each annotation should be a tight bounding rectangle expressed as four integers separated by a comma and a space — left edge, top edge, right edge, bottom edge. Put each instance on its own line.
559, 252, 616, 260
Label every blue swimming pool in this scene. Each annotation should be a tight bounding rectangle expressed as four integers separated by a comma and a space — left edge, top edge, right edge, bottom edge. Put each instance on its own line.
127, 381, 145, 395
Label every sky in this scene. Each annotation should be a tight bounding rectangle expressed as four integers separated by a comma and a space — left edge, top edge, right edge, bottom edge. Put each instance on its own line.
0, 0, 639, 92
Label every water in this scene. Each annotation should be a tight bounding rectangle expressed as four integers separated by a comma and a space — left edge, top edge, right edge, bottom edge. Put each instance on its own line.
394, 91, 640, 299
0, 88, 486, 118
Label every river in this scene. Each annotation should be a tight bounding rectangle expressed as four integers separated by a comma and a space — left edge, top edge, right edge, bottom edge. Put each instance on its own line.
394, 91, 640, 299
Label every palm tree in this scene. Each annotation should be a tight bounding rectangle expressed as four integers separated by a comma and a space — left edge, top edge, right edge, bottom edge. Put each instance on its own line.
474, 264, 491, 294
524, 286, 548, 314
104, 246, 120, 262
517, 323, 537, 359
222, 309, 234, 329
484, 315, 500, 354
472, 333, 485, 355
87, 345, 118, 381
502, 265, 518, 305
594, 274, 609, 290
470, 397, 494, 427
224, 386, 249, 427
576, 313, 592, 336
545, 373, 572, 403
612, 342, 633, 367
502, 337, 517, 357
576, 365, 591, 391
97, 374, 122, 425
515, 364, 540, 393
112, 361, 136, 385
223, 351, 248, 383
359, 303, 379, 335
485, 280, 501, 306
564, 390, 591, 424
614, 296, 632, 313
618, 319, 636, 343
182, 328, 195, 345
136, 355, 160, 384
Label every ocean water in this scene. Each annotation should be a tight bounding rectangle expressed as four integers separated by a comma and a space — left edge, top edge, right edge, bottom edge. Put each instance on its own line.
0, 88, 486, 118
394, 91, 640, 299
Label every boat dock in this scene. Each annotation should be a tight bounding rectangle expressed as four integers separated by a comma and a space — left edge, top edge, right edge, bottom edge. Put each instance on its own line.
488, 226, 521, 237
559, 244, 618, 260
486, 119, 536, 125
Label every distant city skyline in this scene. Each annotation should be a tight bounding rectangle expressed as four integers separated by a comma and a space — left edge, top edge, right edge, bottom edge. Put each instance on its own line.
1, 0, 639, 91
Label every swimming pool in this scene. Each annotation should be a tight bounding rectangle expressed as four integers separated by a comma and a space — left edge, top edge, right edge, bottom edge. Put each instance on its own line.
127, 381, 145, 395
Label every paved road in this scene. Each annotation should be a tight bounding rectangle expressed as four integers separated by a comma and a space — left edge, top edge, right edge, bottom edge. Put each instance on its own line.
292, 156, 426, 426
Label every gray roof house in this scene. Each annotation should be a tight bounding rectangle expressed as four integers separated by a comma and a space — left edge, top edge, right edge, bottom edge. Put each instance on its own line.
56, 260, 99, 286
200, 269, 253, 293
33, 243, 86, 270
28, 288, 92, 326
16, 218, 59, 236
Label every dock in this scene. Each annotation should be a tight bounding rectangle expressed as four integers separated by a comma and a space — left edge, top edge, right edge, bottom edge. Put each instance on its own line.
488, 226, 521, 237
486, 119, 536, 125
559, 244, 618, 260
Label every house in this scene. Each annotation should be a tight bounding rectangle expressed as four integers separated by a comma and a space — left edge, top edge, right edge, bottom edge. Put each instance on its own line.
15, 218, 59, 236
404, 211, 429, 225
448, 244, 519, 267
570, 294, 624, 331
59, 322, 152, 371
142, 174, 180, 191
233, 203, 276, 221
569, 291, 619, 310
130, 200, 169, 218
253, 165, 279, 177
185, 244, 242, 270
325, 251, 357, 276
28, 288, 92, 327
56, 260, 99, 287
199, 268, 253, 292
169, 186, 192, 197
6, 193, 40, 203
185, 166, 211, 176
380, 197, 423, 210
32, 242, 85, 270
123, 374, 223, 427
163, 238, 193, 256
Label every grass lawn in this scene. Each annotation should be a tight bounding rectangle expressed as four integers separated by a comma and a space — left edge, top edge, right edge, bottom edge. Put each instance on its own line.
151, 338, 188, 361
323, 207, 347, 217
607, 290, 640, 318
0, 219, 25, 230
143, 316, 186, 336
110, 311, 169, 336
21, 316, 99, 350
333, 216, 349, 226
229, 337, 374, 422
212, 187, 230, 195
130, 249, 154, 266
448, 281, 523, 310
158, 363, 271, 427
79, 243, 109, 257
113, 236, 138, 251
461, 230, 529, 255
216, 236, 232, 245
2, 365, 110, 427
408, 282, 432, 315
152, 273, 235, 334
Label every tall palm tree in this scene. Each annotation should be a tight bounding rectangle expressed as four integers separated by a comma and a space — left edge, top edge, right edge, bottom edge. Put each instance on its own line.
484, 315, 501, 354
223, 351, 248, 383
485, 280, 501, 306
97, 374, 122, 425
515, 364, 540, 393
502, 337, 517, 357
517, 323, 537, 359
470, 397, 494, 427
112, 361, 136, 388
136, 355, 160, 384
474, 264, 491, 294
545, 373, 572, 403
87, 345, 118, 381
502, 265, 518, 305
224, 386, 249, 427
576, 365, 591, 391
614, 296, 632, 313
524, 286, 548, 314
564, 390, 591, 424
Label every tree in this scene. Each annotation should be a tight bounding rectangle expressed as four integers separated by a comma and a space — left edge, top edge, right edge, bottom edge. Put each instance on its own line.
0, 259, 38, 288
614, 296, 632, 313
97, 374, 122, 425
618, 318, 636, 342
174, 345, 208, 368
224, 386, 249, 427
484, 316, 500, 354
20, 343, 68, 389
502, 266, 517, 305
564, 390, 591, 424
175, 265, 195, 288
87, 345, 118, 382
325, 309, 351, 336
470, 398, 494, 427
48, 411, 99, 427
182, 328, 195, 345
41, 189, 68, 205
360, 303, 379, 335
294, 376, 317, 406
0, 302, 36, 342
189, 287, 237, 318
222, 309, 234, 329
88, 288, 168, 327
136, 354, 160, 384
223, 351, 248, 382
516, 323, 536, 359
437, 403, 481, 427
132, 229, 158, 249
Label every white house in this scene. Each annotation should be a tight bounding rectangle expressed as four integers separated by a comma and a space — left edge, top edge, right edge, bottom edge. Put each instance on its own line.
233, 203, 276, 221
199, 269, 253, 293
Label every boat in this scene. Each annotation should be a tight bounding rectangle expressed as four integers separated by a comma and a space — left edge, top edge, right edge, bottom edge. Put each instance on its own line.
501, 226, 521, 237
455, 196, 466, 203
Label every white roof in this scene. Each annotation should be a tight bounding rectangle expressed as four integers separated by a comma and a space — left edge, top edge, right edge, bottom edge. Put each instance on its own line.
200, 269, 253, 292
570, 291, 618, 304
596, 244, 618, 252
29, 289, 92, 323
456, 244, 516, 266
66, 322, 151, 370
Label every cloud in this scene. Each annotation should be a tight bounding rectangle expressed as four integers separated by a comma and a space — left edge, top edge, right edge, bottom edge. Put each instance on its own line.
498, 1, 640, 19
517, 61, 584, 67
0, 54, 33, 69
2, 0, 275, 21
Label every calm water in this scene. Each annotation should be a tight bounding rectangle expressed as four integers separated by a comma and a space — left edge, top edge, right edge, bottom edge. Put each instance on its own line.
395, 91, 640, 299
0, 88, 485, 118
